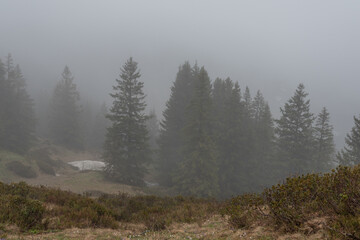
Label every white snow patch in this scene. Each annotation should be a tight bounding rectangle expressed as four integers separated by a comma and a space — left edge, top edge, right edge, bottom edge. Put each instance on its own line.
68, 160, 106, 171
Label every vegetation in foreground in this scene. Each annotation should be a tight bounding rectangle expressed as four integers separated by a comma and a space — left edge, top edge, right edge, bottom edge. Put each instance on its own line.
2, 164, 360, 239
0, 181, 219, 233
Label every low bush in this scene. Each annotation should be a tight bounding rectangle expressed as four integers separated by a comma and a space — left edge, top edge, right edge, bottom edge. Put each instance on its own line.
6, 161, 37, 178
0, 195, 45, 231
0, 182, 117, 230
224, 165, 360, 239
223, 193, 264, 229
264, 173, 321, 231
98, 194, 220, 230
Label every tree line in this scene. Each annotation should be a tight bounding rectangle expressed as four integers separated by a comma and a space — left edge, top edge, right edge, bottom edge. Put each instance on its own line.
156, 62, 336, 198
1, 55, 360, 199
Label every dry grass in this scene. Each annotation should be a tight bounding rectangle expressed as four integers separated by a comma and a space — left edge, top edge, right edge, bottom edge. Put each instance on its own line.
4, 215, 329, 240
26, 171, 144, 196
0, 144, 144, 196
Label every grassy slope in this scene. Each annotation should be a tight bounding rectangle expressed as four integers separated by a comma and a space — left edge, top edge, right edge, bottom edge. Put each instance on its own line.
0, 146, 144, 196
2, 145, 357, 239
0, 150, 30, 182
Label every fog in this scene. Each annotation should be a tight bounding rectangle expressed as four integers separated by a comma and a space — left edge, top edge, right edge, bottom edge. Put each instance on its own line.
1, 0, 360, 148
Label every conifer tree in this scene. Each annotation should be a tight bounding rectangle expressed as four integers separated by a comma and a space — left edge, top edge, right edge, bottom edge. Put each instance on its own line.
337, 115, 360, 166
49, 66, 82, 149
158, 62, 195, 187
0, 55, 35, 153
313, 107, 335, 171
240, 87, 256, 183
213, 78, 245, 197
253, 91, 275, 159
174, 67, 219, 198
252, 91, 276, 188
103, 58, 150, 186
243, 86, 255, 120
275, 84, 315, 175
0, 59, 11, 151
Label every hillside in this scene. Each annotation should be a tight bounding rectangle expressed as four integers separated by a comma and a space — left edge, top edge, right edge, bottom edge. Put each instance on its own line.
2, 163, 360, 239
0, 143, 144, 196
0, 181, 326, 240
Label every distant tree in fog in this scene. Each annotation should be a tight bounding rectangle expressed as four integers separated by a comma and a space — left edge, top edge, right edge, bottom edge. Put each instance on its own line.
158, 62, 195, 187
212, 78, 245, 197
0, 54, 35, 154
313, 107, 335, 171
337, 115, 360, 166
49, 66, 82, 150
251, 90, 276, 189
103, 58, 150, 186
174, 67, 219, 198
275, 84, 315, 175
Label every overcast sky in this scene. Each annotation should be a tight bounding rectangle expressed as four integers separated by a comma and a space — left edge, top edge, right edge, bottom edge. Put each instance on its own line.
1, 0, 360, 148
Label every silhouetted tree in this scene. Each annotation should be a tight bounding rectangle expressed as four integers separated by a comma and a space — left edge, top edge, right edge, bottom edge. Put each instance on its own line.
0, 54, 35, 154
158, 62, 195, 187
337, 115, 360, 166
103, 58, 150, 186
174, 67, 219, 198
313, 107, 335, 171
252, 90, 276, 189
275, 84, 315, 175
49, 66, 82, 149
213, 78, 245, 197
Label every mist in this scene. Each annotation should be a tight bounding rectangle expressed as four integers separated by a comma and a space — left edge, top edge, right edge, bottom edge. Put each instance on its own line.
2, 1, 360, 148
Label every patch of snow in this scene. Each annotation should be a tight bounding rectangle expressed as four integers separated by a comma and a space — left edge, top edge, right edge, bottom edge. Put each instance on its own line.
68, 160, 106, 171
144, 180, 159, 187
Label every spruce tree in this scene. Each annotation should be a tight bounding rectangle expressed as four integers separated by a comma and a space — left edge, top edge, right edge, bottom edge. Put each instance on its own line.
8, 64, 36, 153
275, 84, 315, 175
253, 92, 275, 160
158, 62, 195, 187
0, 59, 11, 151
313, 107, 335, 171
213, 78, 245, 197
240, 86, 256, 185
174, 67, 219, 198
337, 115, 360, 166
49, 66, 82, 149
103, 58, 150, 186
0, 55, 35, 154
252, 91, 276, 188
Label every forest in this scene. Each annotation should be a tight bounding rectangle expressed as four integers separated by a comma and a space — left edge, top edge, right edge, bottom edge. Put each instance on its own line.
1, 54, 359, 200
2, 54, 360, 239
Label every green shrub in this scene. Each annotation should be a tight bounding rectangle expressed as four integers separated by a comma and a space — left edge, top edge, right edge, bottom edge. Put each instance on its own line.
223, 193, 264, 229
144, 215, 167, 231
6, 161, 37, 178
263, 173, 321, 231
0, 195, 45, 231
98, 193, 219, 229
317, 166, 360, 239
